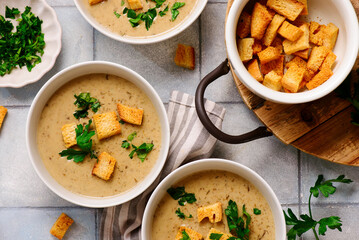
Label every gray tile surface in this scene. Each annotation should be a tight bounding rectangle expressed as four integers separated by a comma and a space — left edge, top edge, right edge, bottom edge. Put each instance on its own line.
1, 1, 359, 239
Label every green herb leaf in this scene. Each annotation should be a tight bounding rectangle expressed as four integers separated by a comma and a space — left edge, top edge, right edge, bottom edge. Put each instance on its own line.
153, 0, 166, 8
253, 208, 261, 215
318, 216, 342, 236
310, 175, 353, 198
123, 7, 129, 14
171, 2, 185, 21
167, 186, 197, 205
73, 92, 101, 119
121, 140, 130, 149
175, 208, 193, 219
225, 200, 251, 239
181, 231, 190, 240
121, 0, 125, 6
141, 8, 157, 31
119, 119, 125, 124
5, 6, 20, 19
159, 6, 169, 17
209, 233, 223, 240
127, 132, 137, 141
114, 11, 121, 18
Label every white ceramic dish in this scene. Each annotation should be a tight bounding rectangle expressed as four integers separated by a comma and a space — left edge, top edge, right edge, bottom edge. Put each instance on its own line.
226, 0, 359, 104
0, 0, 62, 88
73, 0, 208, 44
142, 159, 286, 240
26, 61, 170, 208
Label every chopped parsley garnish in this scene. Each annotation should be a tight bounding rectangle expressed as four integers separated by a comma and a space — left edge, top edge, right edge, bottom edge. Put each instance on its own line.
167, 186, 197, 206
121, 140, 130, 149
171, 2, 185, 21
181, 231, 190, 240
125, 8, 157, 30
0, 6, 45, 76
127, 131, 137, 141
153, 0, 166, 8
121, 0, 125, 6
59, 120, 97, 162
284, 175, 352, 240
159, 6, 169, 17
73, 92, 101, 119
129, 143, 154, 162
225, 200, 251, 240
114, 11, 121, 18
141, 8, 157, 30
253, 208, 261, 215
175, 208, 193, 219
209, 233, 223, 240
123, 7, 129, 14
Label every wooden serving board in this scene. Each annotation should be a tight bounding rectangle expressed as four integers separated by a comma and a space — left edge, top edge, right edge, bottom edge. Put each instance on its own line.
225, 0, 359, 166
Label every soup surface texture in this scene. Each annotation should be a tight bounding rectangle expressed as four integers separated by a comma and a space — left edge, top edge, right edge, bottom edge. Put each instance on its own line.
152, 170, 275, 239
83, 0, 198, 37
37, 74, 161, 197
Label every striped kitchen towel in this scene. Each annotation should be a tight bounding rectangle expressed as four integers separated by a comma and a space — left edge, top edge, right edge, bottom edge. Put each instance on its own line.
100, 90, 226, 240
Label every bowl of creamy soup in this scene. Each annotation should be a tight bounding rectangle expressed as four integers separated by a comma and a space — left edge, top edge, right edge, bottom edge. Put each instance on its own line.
142, 159, 286, 240
26, 61, 170, 207
73, 0, 208, 44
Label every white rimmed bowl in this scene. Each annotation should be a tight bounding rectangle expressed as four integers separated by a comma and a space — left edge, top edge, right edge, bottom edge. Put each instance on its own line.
225, 0, 359, 104
73, 0, 208, 44
0, 0, 62, 88
142, 159, 286, 240
26, 61, 170, 208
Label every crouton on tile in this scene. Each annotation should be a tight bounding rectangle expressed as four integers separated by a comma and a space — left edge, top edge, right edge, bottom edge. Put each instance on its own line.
50, 213, 74, 240
0, 106, 7, 130
197, 202, 223, 223
61, 123, 77, 148
92, 152, 117, 181
174, 44, 195, 70
93, 112, 121, 140
117, 103, 144, 125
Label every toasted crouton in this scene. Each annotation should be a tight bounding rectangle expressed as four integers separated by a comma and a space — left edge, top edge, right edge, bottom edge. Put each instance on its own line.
117, 103, 144, 125
322, 23, 339, 50
61, 123, 77, 148
50, 213, 74, 240
128, 0, 143, 10
237, 12, 251, 38
320, 51, 337, 70
198, 202, 223, 223
307, 46, 330, 72
286, 56, 307, 69
266, 0, 304, 21
271, 37, 283, 53
0, 106, 7, 130
174, 44, 195, 70
238, 38, 255, 62
263, 71, 283, 91
297, 0, 308, 15
306, 68, 333, 90
282, 65, 306, 92
283, 23, 310, 55
293, 48, 310, 59
252, 40, 263, 55
261, 55, 284, 75
278, 21, 304, 42
93, 112, 121, 140
175, 227, 202, 240
205, 228, 232, 240
263, 14, 286, 46
247, 59, 263, 82
258, 46, 281, 64
309, 22, 326, 46
88, 0, 105, 5
251, 2, 273, 40
303, 69, 317, 82
92, 152, 117, 181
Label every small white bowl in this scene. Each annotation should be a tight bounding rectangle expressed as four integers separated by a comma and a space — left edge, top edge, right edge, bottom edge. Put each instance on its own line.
142, 159, 286, 240
26, 61, 170, 208
0, 0, 62, 88
226, 0, 359, 104
73, 0, 208, 44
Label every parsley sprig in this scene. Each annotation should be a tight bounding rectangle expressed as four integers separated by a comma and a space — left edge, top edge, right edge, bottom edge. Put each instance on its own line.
225, 200, 251, 240
121, 132, 154, 162
175, 208, 193, 219
59, 120, 97, 162
73, 92, 101, 119
284, 175, 352, 240
123, 7, 157, 30
167, 186, 197, 206
171, 2, 185, 21
159, 6, 169, 17
209, 233, 223, 240
5, 7, 20, 19
181, 231, 190, 240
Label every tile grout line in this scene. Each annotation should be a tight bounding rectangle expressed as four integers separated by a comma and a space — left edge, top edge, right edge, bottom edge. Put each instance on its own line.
2, 105, 31, 108
95, 209, 98, 240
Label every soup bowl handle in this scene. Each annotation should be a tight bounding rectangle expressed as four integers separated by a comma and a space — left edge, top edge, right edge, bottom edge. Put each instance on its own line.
195, 59, 272, 144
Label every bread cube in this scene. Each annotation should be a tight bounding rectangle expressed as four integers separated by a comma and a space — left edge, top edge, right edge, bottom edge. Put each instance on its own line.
271, 37, 283, 53
174, 44, 195, 70
282, 65, 306, 92
251, 2, 273, 40
198, 202, 223, 223
306, 68, 333, 90
303, 69, 317, 82
237, 12, 251, 38
252, 40, 263, 55
247, 59, 263, 82
286, 56, 307, 69
128, 0, 143, 10
61, 123, 77, 148
50, 213, 74, 240
322, 23, 339, 50
0, 106, 7, 130
88, 0, 105, 5
263, 14, 286, 46
283, 23, 310, 55
307, 46, 330, 72
266, 0, 304, 21
117, 103, 144, 125
293, 48, 309, 59
238, 38, 254, 62
261, 55, 284, 76
263, 71, 283, 91
258, 46, 281, 64
92, 152, 117, 181
93, 112, 121, 140
278, 21, 304, 42
205, 228, 232, 240
320, 51, 337, 70
175, 227, 202, 240
309, 21, 326, 46
298, 0, 308, 15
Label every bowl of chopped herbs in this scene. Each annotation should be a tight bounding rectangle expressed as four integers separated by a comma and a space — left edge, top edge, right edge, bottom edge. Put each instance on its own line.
0, 0, 61, 87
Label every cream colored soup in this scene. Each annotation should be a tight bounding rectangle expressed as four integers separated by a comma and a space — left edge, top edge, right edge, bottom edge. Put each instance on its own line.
83, 0, 198, 37
152, 171, 275, 240
37, 74, 161, 197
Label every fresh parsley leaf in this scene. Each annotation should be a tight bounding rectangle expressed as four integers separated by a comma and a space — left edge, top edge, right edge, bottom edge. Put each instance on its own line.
127, 132, 137, 141
284, 210, 316, 239
5, 6, 20, 19
253, 208, 261, 215
119, 119, 125, 124
121, 0, 125, 6
159, 6, 169, 17
121, 140, 130, 149
141, 8, 157, 31
171, 2, 185, 21
310, 175, 352, 198
209, 233, 223, 240
175, 208, 192, 219
225, 200, 251, 240
59, 148, 89, 163
73, 92, 101, 119
167, 186, 197, 205
114, 11, 121, 18
181, 231, 190, 240
153, 0, 166, 8
318, 216, 342, 235
123, 7, 129, 14
130, 143, 154, 162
